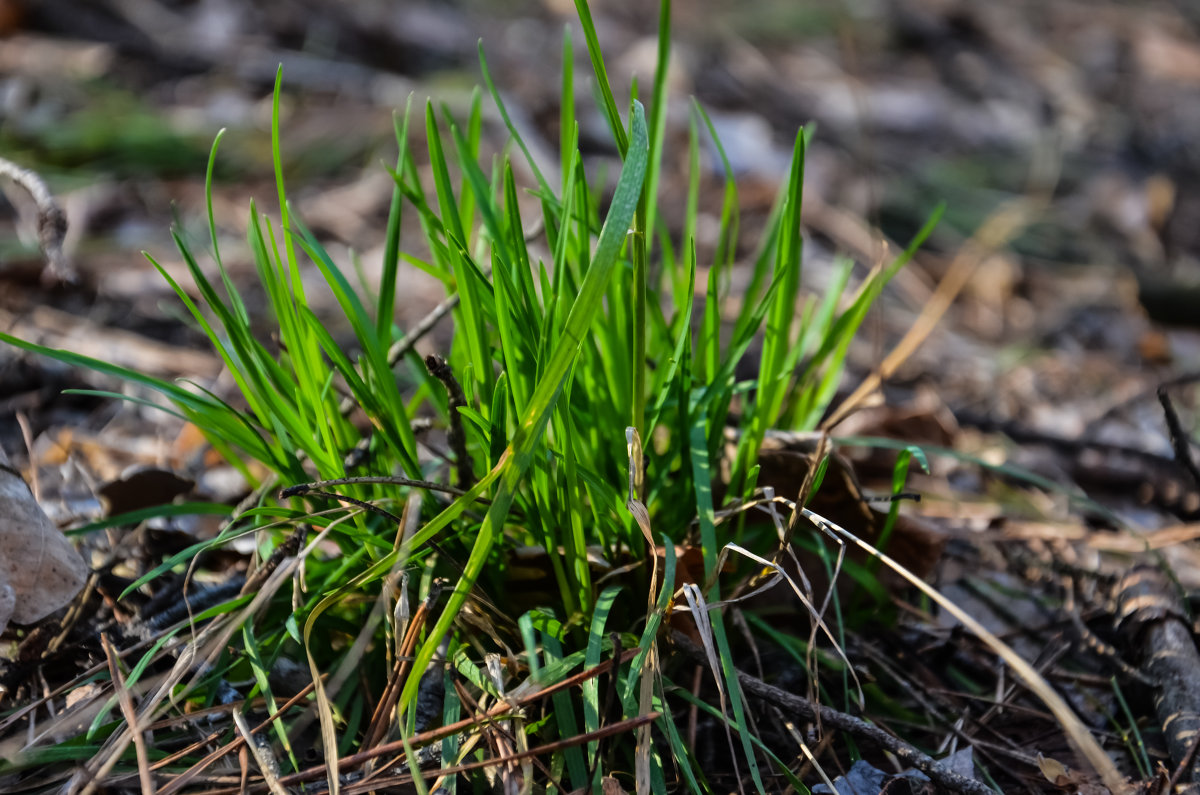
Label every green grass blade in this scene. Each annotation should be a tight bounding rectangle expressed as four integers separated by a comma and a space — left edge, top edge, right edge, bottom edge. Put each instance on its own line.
270, 68, 303, 309
737, 127, 807, 494
560, 28, 575, 198
642, 0, 672, 247
478, 42, 554, 199
573, 0, 629, 157
693, 101, 741, 274
446, 105, 511, 266
377, 96, 414, 339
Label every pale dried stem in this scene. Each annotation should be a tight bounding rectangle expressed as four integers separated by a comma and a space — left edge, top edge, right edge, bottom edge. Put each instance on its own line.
0, 156, 76, 283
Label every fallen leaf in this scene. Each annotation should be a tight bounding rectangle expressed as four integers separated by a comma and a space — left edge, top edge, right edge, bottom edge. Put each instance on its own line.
0, 445, 87, 637
98, 467, 193, 517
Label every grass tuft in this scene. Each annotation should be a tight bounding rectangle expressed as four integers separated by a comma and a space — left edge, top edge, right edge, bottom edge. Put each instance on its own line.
0, 1, 954, 791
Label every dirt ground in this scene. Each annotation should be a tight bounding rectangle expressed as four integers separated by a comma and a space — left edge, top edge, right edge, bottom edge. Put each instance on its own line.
4, 0, 1200, 792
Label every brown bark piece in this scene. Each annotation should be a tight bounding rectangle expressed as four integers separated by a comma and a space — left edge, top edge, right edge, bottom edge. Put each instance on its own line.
0, 445, 87, 635
1116, 565, 1200, 785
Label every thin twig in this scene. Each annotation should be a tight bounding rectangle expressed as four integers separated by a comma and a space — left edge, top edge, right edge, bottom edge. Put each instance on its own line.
338, 291, 459, 468
1166, 731, 1200, 793
279, 475, 472, 501
334, 290, 460, 421
275, 489, 401, 524
425, 354, 475, 489
1158, 385, 1200, 490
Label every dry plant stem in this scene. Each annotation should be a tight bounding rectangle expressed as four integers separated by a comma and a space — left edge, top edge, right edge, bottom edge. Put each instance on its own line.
328, 715, 659, 795
71, 671, 173, 795
669, 631, 995, 795
361, 579, 442, 752
1116, 565, 1200, 785
203, 714, 660, 795
102, 633, 155, 795
794, 504, 1130, 794
425, 354, 474, 489
821, 198, 1035, 432
73, 545, 308, 793
200, 648, 641, 792
373, 681, 563, 793
0, 155, 74, 283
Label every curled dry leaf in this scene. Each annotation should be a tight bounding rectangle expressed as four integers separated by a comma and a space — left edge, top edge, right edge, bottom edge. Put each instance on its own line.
0, 445, 87, 636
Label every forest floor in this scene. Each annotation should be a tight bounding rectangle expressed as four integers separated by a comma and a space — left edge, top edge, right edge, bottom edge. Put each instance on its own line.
4, 1, 1200, 792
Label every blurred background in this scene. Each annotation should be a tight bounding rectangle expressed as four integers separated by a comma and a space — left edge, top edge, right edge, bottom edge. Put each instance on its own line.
2, 0, 1199, 519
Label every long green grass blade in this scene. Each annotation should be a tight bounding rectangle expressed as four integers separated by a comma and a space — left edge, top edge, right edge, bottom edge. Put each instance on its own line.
377, 96, 414, 339
573, 0, 629, 157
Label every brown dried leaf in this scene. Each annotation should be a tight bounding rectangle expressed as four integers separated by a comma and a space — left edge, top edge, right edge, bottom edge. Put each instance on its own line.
0, 445, 87, 635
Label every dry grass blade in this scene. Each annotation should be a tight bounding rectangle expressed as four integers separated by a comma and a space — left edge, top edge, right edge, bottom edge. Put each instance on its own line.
298, 514, 370, 795
626, 425, 659, 794
797, 504, 1131, 794
821, 199, 1036, 432
71, 556, 300, 792
714, 539, 864, 708
324, 715, 660, 795
670, 630, 994, 795
69, 668, 182, 795
679, 583, 744, 792
211, 648, 641, 793
361, 578, 442, 752
101, 633, 154, 795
